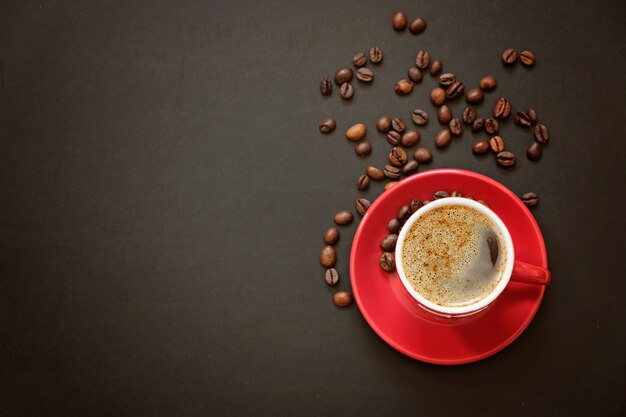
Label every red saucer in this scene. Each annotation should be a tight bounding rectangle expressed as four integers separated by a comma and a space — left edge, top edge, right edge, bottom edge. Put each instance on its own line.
350, 169, 548, 365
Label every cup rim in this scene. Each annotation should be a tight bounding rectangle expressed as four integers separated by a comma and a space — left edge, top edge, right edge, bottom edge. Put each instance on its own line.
395, 197, 515, 316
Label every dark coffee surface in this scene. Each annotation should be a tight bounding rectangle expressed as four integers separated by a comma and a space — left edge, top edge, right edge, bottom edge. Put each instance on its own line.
1, 1, 625, 416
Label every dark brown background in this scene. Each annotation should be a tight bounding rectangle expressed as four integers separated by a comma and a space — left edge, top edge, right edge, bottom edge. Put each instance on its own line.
1, 0, 625, 416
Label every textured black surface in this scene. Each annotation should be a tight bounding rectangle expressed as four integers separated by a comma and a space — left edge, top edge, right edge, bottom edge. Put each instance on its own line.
1, 1, 625, 416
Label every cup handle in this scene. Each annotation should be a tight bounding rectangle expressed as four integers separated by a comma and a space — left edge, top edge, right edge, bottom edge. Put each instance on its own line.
510, 260, 551, 285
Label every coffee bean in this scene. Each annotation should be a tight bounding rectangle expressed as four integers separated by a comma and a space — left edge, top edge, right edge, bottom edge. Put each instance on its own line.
356, 68, 374, 82
356, 198, 371, 215
490, 136, 505, 153
422, 200, 432, 205
391, 117, 406, 132
527, 107, 538, 124
333, 291, 352, 307
409, 17, 427, 34
355, 141, 372, 156
388, 218, 400, 233
346, 123, 367, 141
389, 146, 408, 166
397, 205, 410, 220
435, 128, 452, 149
410, 199, 423, 213
449, 118, 463, 136
462, 107, 477, 124
369, 46, 383, 64
335, 67, 354, 85
521, 192, 539, 207
446, 81, 464, 100
386, 131, 401, 146
325, 268, 339, 286
380, 252, 396, 272
479, 75, 497, 91
413, 147, 433, 163
353, 52, 367, 67
534, 124, 549, 143
502, 48, 517, 65
340, 83, 354, 100
376, 116, 392, 132
383, 164, 401, 179
323, 227, 340, 245
527, 141, 543, 161
334, 210, 354, 225
429, 60, 442, 75
472, 118, 485, 132
366, 165, 385, 181
520, 51, 536, 66
320, 245, 336, 267
384, 182, 398, 191
401, 130, 420, 147
408, 67, 423, 83
437, 105, 452, 124
493, 97, 511, 119
319, 118, 336, 133
439, 73, 456, 86
514, 112, 532, 127
484, 118, 499, 134
357, 174, 370, 190
395, 79, 414, 95
472, 140, 490, 155
402, 160, 419, 174
434, 190, 449, 199
380, 234, 398, 251
466, 88, 484, 104
431, 88, 446, 106
320, 79, 332, 96
392, 12, 407, 30
496, 151, 516, 167
412, 109, 429, 126
415, 50, 430, 69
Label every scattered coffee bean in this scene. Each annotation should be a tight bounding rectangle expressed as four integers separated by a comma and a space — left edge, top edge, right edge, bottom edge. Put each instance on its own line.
490, 136, 505, 153
356, 198, 371, 215
429, 60, 442, 75
386, 131, 401, 146
355, 141, 372, 156
446, 81, 464, 99
391, 117, 406, 132
534, 124, 549, 143
320, 245, 336, 267
384, 181, 398, 191
380, 252, 396, 272
493, 97, 511, 119
527, 107, 538, 124
323, 227, 340, 245
514, 111, 532, 127
502, 48, 518, 65
333, 291, 352, 307
389, 146, 408, 167
340, 82, 354, 100
472, 139, 490, 155
356, 67, 374, 82
334, 210, 354, 225
369, 46, 383, 64
325, 268, 339, 286
388, 218, 400, 233
433, 191, 449, 199
496, 151, 517, 167
319, 118, 336, 133
353, 52, 367, 67
408, 67, 423, 83
435, 128, 452, 148
383, 164, 402, 179
320, 79, 332, 96
431, 88, 446, 106
410, 199, 423, 213
466, 88, 484, 104
380, 234, 398, 251
422, 199, 432, 205
392, 12, 407, 30
451, 191, 462, 197
437, 105, 452, 124
395, 79, 414, 95
449, 118, 463, 136
376, 116, 392, 132
412, 109, 429, 126
521, 192, 539, 207
335, 67, 354, 85
413, 147, 433, 163
357, 174, 370, 190
397, 205, 410, 220
402, 160, 419, 174
479, 75, 497, 91
346, 123, 367, 141
409, 17, 427, 34
520, 51, 536, 66
415, 50, 430, 69
367, 165, 385, 181
484, 118, 499, 134
462, 107, 477, 124
527, 141, 543, 161
401, 130, 420, 147
472, 118, 485, 132
439, 73, 456, 86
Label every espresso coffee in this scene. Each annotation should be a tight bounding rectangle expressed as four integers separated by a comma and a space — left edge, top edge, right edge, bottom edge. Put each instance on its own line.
401, 205, 507, 307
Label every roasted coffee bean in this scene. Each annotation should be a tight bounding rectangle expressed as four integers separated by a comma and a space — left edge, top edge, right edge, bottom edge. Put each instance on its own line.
513, 112, 531, 128
395, 79, 414, 95
325, 268, 339, 286
493, 97, 511, 119
367, 165, 385, 181
384, 182, 398, 191
356, 198, 371, 215
383, 164, 402, 179
409, 199, 423, 213
472, 118, 485, 132
356, 68, 374, 82
472, 139, 490, 155
422, 199, 432, 205
346, 123, 367, 141
340, 82, 354, 100
446, 81, 464, 99
376, 116, 392, 132
412, 109, 429, 126
391, 117, 406, 132
389, 146, 408, 166
386, 130, 401, 146
490, 136, 505, 153
392, 12, 407, 30
450, 191, 461, 197
527, 141, 543, 161
435, 128, 452, 149
462, 107, 477, 125
437, 105, 452, 124
402, 160, 419, 174
320, 245, 336, 267
479, 75, 497, 91
521, 192, 539, 207
484, 118, 499, 134
413, 147, 433, 163
527, 107, 538, 124
408, 67, 423, 83
534, 124, 549, 143
320, 79, 332, 96
334, 210, 354, 225
439, 73, 456, 86
415, 50, 430, 69
333, 291, 352, 307
388, 218, 400, 233
401, 130, 420, 147
466, 88, 484, 104
496, 151, 517, 167
409, 17, 427, 34
355, 141, 372, 156
434, 190, 449, 199
429, 60, 442, 75
323, 227, 340, 245
380, 234, 398, 251
502, 48, 518, 65
397, 205, 410, 221
369, 46, 383, 64
353, 52, 367, 67
319, 118, 336, 133
380, 252, 396, 272
335, 67, 354, 85
520, 51, 536, 66
357, 174, 370, 190
449, 118, 463, 136
431, 88, 446, 106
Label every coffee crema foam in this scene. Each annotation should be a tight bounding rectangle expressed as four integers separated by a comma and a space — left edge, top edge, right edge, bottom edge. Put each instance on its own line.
401, 205, 507, 308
